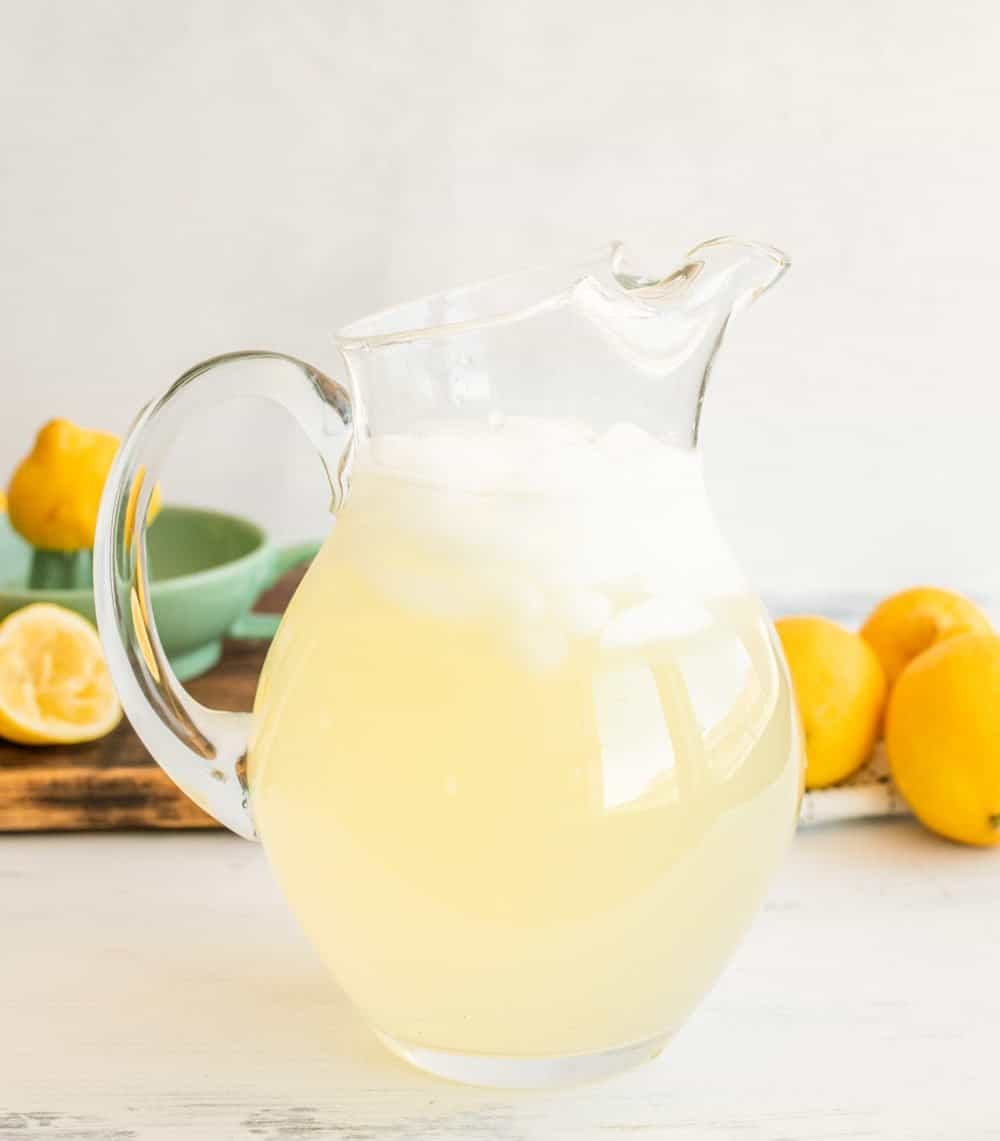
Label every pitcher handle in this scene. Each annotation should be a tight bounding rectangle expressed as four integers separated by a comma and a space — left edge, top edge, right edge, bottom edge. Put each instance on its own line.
93, 352, 353, 839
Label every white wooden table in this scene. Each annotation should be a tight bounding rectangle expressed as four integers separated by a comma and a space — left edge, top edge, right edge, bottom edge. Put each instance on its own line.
2, 821, 997, 1139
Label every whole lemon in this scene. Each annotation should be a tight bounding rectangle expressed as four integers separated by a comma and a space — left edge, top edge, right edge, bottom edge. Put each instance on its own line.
776, 616, 887, 790
8, 420, 119, 550
7, 419, 159, 551
861, 587, 991, 690
886, 633, 1000, 846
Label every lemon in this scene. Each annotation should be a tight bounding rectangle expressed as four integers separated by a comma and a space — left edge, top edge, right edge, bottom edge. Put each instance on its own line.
776, 616, 887, 789
861, 587, 991, 690
6, 418, 160, 552
0, 603, 122, 745
886, 633, 1000, 846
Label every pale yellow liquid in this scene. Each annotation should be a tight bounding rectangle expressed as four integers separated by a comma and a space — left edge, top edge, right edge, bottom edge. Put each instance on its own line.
249, 427, 801, 1058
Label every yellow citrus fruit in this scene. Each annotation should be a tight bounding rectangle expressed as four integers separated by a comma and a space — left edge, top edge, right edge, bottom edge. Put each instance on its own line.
886, 633, 1000, 846
6, 418, 160, 551
776, 616, 887, 789
0, 603, 122, 745
861, 587, 991, 690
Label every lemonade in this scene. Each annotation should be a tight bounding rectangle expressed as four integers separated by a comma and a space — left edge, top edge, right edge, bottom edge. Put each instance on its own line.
248, 420, 801, 1059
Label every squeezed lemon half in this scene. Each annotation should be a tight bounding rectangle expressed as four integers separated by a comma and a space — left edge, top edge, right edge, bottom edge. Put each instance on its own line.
0, 603, 122, 745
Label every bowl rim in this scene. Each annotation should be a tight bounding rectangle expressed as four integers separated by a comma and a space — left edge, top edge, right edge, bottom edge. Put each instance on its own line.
0, 504, 273, 605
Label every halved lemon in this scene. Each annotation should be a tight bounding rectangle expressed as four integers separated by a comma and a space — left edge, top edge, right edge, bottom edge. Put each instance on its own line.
0, 603, 122, 745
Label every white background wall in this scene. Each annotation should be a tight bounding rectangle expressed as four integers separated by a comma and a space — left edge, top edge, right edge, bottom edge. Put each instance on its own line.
2, 0, 999, 595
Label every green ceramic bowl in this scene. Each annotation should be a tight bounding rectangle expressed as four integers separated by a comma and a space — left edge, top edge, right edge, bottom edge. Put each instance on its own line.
0, 506, 321, 680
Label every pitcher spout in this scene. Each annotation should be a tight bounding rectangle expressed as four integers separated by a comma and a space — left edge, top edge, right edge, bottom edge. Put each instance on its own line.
594, 235, 789, 446
610, 236, 789, 315
683, 236, 790, 312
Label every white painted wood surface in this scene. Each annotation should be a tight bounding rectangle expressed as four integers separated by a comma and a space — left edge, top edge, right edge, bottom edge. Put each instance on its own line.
2, 823, 997, 1139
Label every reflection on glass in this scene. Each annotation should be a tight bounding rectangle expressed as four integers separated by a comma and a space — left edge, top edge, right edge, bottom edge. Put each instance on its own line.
593, 662, 677, 811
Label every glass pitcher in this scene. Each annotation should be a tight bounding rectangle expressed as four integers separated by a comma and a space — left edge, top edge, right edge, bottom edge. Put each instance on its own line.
93, 236, 803, 1087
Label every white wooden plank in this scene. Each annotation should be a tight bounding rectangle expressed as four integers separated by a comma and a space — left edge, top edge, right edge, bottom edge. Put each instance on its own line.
1, 823, 997, 1139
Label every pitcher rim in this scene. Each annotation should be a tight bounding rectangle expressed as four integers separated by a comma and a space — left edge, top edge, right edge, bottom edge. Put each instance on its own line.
334, 236, 789, 352
334, 243, 614, 351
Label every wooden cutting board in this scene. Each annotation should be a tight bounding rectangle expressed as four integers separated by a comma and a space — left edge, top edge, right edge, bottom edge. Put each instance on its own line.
1, 573, 914, 833
0, 570, 302, 832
